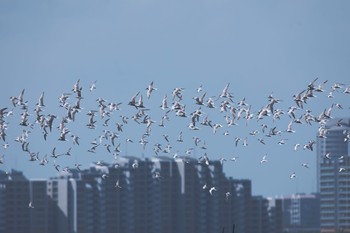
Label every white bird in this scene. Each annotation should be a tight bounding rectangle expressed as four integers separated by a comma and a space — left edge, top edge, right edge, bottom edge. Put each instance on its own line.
3, 143, 9, 149
294, 143, 301, 151
89, 80, 97, 91
177, 131, 183, 143
71, 135, 80, 145
37, 92, 45, 107
209, 187, 217, 196
115, 180, 122, 189
132, 160, 138, 169
278, 139, 287, 145
220, 83, 232, 99
0, 154, 5, 164
212, 123, 223, 134
290, 172, 296, 179
75, 163, 82, 171
339, 167, 346, 173
286, 121, 295, 133
234, 137, 240, 147
196, 84, 203, 93
96, 161, 105, 166
302, 163, 309, 168
324, 152, 331, 159
128, 91, 140, 108
260, 154, 268, 164
242, 137, 248, 147
153, 171, 163, 180
225, 192, 232, 200
28, 201, 34, 208
219, 157, 227, 165
146, 81, 157, 99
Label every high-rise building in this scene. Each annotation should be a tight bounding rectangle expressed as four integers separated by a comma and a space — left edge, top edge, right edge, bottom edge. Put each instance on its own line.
46, 156, 256, 233
0, 156, 277, 233
0, 170, 53, 233
0, 170, 30, 233
272, 193, 320, 233
317, 118, 350, 232
250, 196, 271, 233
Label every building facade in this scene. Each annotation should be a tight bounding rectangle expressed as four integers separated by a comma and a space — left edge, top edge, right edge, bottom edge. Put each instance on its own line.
0, 156, 305, 233
317, 118, 350, 232
273, 193, 320, 233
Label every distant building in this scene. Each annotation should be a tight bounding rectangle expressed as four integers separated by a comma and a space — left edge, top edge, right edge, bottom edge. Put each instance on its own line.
250, 196, 271, 233
46, 156, 260, 233
0, 170, 54, 233
272, 193, 320, 233
317, 118, 350, 232
0, 156, 298, 233
0, 170, 31, 233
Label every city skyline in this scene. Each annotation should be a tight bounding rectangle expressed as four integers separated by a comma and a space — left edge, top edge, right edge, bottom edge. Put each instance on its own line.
1, 0, 350, 197
0, 156, 319, 233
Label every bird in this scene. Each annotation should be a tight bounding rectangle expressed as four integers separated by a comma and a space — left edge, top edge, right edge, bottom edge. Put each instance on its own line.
132, 160, 138, 169
258, 138, 266, 145
71, 135, 80, 145
219, 157, 227, 165
209, 187, 217, 196
290, 172, 296, 179
294, 143, 301, 151
234, 137, 241, 147
302, 163, 309, 168
54, 161, 60, 172
286, 121, 295, 133
89, 80, 97, 91
115, 180, 122, 189
176, 131, 183, 143
260, 154, 268, 164
278, 139, 287, 145
212, 123, 223, 134
225, 192, 232, 200
28, 201, 34, 208
153, 171, 163, 180
146, 81, 157, 99
128, 91, 140, 108
0, 154, 5, 164
74, 163, 82, 171
339, 167, 346, 173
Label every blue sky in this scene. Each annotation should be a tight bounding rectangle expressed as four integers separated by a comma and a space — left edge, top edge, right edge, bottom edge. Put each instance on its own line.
0, 0, 350, 197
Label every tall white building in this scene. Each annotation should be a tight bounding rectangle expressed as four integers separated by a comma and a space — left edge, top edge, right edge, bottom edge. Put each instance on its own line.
317, 118, 350, 232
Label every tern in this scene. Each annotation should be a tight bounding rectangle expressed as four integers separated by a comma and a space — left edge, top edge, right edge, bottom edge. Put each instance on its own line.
290, 172, 296, 179
209, 187, 217, 196
115, 180, 122, 189
225, 192, 232, 200
89, 80, 97, 91
146, 81, 157, 99
28, 201, 34, 209
260, 154, 268, 164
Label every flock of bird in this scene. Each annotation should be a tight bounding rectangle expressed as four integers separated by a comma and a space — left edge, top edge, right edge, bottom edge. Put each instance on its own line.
0, 78, 350, 203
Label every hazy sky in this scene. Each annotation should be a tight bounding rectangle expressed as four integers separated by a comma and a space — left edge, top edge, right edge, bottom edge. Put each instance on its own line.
1, 0, 350, 197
